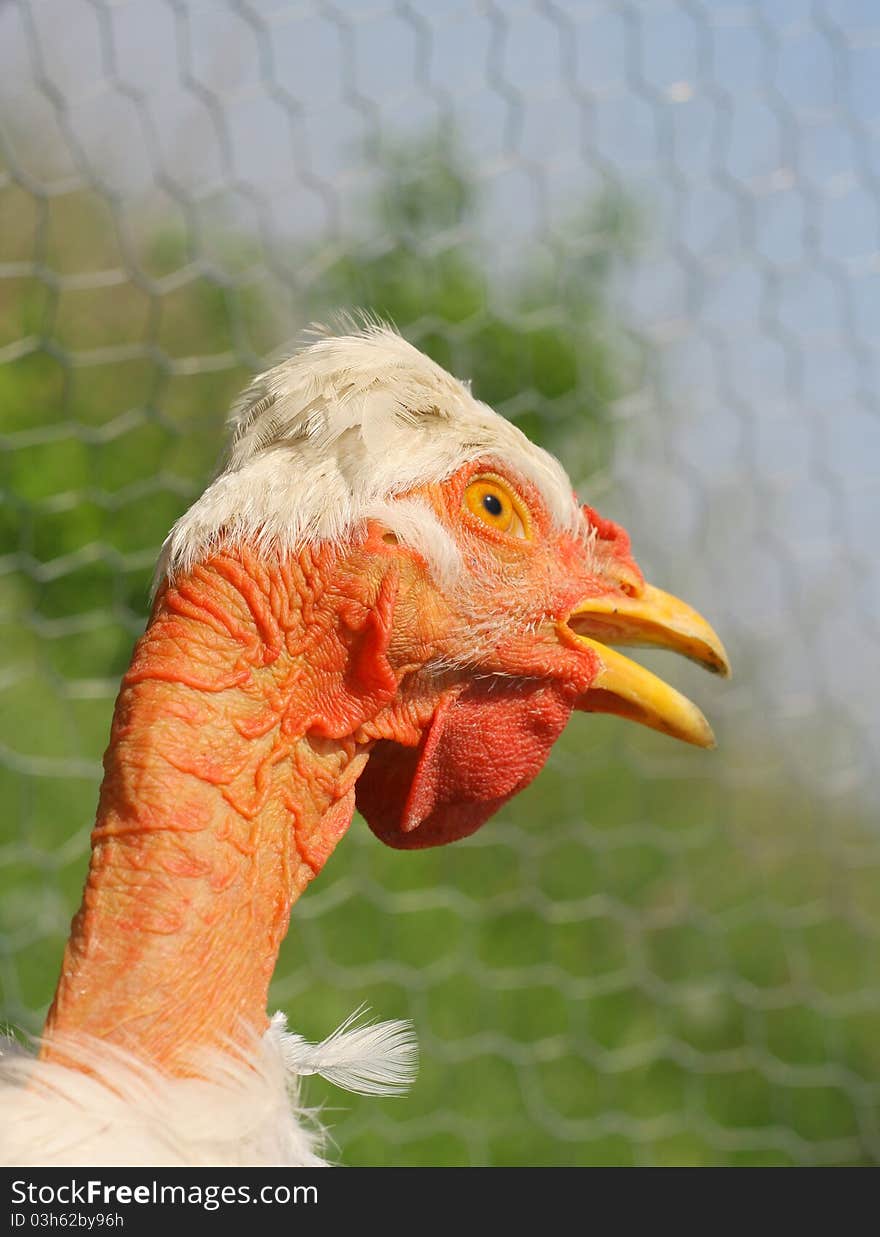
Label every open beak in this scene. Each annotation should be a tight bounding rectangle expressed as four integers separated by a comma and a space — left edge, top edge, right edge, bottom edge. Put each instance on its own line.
558, 584, 730, 748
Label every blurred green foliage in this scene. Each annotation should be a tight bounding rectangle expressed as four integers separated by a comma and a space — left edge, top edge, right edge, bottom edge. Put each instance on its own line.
1, 134, 879, 1166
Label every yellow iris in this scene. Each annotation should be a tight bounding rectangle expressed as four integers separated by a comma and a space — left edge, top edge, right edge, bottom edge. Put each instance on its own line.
463, 475, 530, 539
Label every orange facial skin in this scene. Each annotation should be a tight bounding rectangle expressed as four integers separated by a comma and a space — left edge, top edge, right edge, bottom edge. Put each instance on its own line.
43, 460, 712, 1073
358, 463, 643, 849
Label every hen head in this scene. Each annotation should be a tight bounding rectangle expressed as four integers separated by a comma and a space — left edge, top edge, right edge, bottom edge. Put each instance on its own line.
162, 323, 729, 853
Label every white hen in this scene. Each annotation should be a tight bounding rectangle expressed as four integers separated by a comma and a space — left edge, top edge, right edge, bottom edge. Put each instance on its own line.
1, 323, 727, 1167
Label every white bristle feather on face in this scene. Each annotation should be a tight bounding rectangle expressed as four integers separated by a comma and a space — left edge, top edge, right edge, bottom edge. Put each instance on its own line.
155, 324, 581, 591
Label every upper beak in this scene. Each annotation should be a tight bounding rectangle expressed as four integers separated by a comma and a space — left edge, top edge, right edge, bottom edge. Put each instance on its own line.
558, 583, 730, 748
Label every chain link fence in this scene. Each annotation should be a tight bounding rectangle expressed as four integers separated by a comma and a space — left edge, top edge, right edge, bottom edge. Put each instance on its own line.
1, 0, 879, 1165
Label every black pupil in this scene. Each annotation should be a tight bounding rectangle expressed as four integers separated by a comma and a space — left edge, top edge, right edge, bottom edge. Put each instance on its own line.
482, 493, 503, 517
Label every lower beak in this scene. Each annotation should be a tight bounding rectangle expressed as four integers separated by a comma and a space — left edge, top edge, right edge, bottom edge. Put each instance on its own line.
558, 584, 730, 748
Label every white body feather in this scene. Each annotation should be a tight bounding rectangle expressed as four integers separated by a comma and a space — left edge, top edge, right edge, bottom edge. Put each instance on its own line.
1, 1012, 417, 1167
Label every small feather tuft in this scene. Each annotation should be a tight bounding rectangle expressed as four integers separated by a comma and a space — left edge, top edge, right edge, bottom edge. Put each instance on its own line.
277, 1006, 419, 1097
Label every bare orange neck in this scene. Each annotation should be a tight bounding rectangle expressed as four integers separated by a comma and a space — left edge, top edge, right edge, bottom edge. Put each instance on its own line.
43, 544, 396, 1073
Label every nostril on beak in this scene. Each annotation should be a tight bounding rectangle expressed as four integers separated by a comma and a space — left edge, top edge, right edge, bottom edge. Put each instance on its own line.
564, 583, 731, 679
612, 565, 644, 599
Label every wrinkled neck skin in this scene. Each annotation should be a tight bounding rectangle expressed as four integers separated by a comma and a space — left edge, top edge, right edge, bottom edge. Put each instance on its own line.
44, 530, 436, 1074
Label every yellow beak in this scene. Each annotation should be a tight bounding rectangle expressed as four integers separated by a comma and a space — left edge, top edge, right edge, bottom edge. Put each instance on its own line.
558, 584, 730, 748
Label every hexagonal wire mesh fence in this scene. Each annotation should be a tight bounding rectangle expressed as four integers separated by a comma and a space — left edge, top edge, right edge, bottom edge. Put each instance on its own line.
1, 0, 879, 1166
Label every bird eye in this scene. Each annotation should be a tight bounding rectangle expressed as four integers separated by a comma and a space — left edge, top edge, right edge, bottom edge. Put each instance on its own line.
463, 475, 531, 540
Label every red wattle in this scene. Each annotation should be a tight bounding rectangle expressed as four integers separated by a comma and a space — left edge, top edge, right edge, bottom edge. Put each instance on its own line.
356, 679, 576, 849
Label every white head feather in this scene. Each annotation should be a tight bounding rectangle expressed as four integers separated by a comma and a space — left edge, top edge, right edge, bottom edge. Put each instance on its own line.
156, 323, 580, 591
